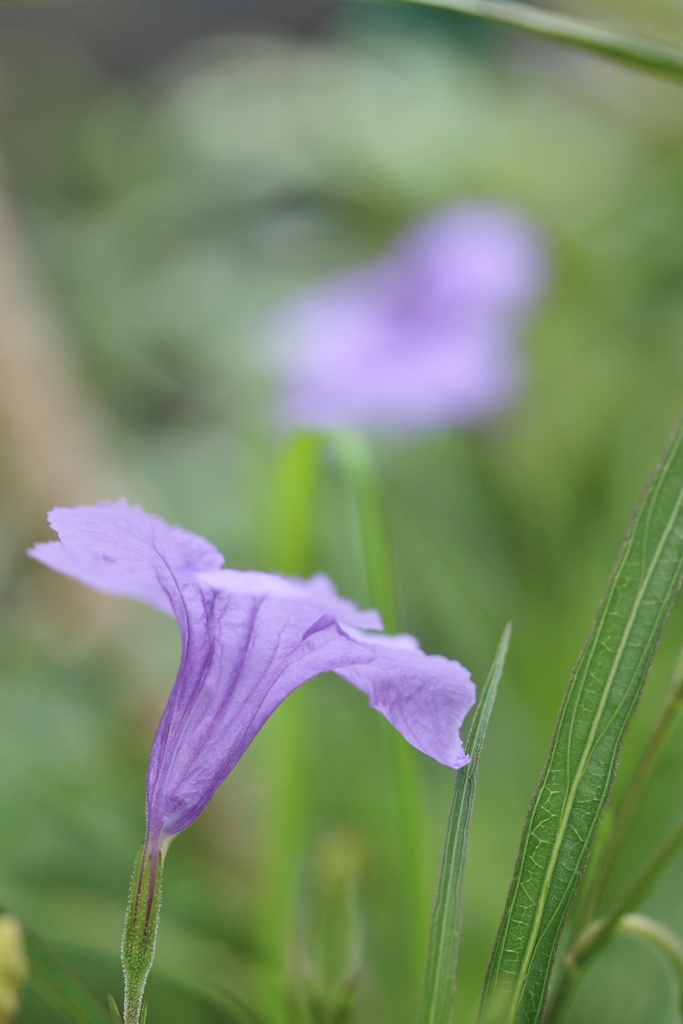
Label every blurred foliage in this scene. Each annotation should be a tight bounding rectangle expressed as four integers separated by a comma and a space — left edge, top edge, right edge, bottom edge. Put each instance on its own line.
2, 5, 683, 1023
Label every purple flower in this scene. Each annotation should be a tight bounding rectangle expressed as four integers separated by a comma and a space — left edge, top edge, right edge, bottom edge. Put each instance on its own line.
28, 501, 475, 856
277, 204, 546, 434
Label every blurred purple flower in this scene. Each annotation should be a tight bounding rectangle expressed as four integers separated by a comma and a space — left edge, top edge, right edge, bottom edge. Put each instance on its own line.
28, 501, 475, 856
278, 204, 546, 434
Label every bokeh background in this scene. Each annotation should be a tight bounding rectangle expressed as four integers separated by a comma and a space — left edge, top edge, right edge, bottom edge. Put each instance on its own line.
2, 0, 683, 1021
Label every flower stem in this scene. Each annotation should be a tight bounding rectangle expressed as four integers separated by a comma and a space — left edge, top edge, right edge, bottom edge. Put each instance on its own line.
266, 432, 325, 576
262, 431, 327, 962
331, 430, 430, 975
121, 844, 164, 1024
329, 431, 398, 630
616, 915, 683, 1012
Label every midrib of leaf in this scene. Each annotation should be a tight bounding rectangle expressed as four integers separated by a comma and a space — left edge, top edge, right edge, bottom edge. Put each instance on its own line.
478, 419, 683, 1024
506, 460, 679, 1017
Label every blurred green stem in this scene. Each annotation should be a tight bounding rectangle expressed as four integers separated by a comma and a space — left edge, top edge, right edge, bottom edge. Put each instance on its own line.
265, 429, 431, 983
266, 432, 326, 575
617, 915, 683, 1013
331, 431, 430, 975
329, 431, 397, 630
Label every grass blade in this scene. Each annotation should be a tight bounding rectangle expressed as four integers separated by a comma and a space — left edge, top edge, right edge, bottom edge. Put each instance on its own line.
479, 415, 683, 1024
382, 0, 683, 85
418, 623, 511, 1024
24, 929, 111, 1023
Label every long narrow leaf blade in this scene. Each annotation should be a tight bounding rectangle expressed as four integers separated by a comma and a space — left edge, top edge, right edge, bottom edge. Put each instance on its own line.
418, 623, 511, 1024
382, 0, 683, 85
25, 931, 111, 1023
479, 416, 683, 1024
0, 899, 110, 1023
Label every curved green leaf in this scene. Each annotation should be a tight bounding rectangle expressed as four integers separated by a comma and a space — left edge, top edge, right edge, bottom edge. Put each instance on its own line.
384, 0, 683, 85
19, 926, 111, 1024
479, 415, 683, 1024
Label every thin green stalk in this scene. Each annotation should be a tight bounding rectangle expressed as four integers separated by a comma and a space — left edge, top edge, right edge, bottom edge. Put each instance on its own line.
378, 0, 683, 85
329, 431, 397, 630
260, 432, 327, 976
266, 432, 326, 576
547, 914, 683, 1021
545, 815, 683, 1022
330, 430, 430, 976
617, 915, 683, 1012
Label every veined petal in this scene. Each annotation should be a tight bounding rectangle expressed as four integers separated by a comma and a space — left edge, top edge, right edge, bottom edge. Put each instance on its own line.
197, 568, 383, 630
28, 500, 224, 615
147, 595, 474, 845
29, 502, 476, 852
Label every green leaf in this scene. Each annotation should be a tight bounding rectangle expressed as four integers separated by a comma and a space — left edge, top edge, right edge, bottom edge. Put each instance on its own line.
109, 994, 124, 1023
23, 927, 111, 1024
479, 416, 683, 1024
381, 0, 683, 85
417, 623, 511, 1024
0, 899, 110, 1022
6, 883, 279, 1023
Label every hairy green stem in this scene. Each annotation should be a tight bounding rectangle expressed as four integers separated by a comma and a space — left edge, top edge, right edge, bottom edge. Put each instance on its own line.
120, 844, 164, 1024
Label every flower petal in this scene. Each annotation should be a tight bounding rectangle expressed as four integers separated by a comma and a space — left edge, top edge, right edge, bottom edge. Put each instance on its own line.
29, 502, 476, 851
197, 568, 383, 630
146, 594, 474, 844
27, 500, 224, 615
276, 202, 546, 434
